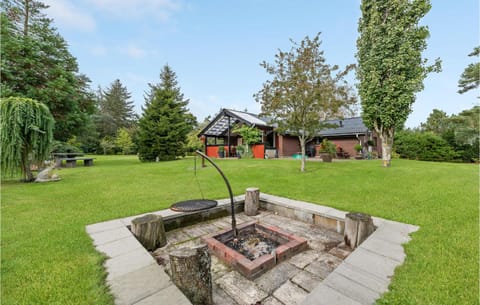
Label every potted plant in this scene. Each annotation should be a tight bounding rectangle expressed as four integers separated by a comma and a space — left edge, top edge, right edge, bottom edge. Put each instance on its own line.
217, 146, 225, 158
354, 143, 363, 159
319, 139, 336, 162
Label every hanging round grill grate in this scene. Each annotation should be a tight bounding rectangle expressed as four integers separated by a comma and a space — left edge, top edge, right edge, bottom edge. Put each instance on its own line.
170, 199, 218, 212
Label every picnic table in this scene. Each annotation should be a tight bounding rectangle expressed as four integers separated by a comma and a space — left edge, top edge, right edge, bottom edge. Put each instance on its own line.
52, 153, 95, 168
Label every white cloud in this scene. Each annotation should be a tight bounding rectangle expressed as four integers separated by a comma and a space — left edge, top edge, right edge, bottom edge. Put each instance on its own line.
44, 0, 96, 31
88, 0, 182, 22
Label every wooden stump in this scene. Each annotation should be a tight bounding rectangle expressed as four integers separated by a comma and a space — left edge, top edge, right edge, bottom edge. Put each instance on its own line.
244, 187, 260, 216
169, 244, 213, 305
344, 212, 375, 249
131, 214, 166, 251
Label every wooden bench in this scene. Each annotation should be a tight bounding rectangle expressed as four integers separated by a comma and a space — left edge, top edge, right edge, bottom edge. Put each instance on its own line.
62, 157, 95, 168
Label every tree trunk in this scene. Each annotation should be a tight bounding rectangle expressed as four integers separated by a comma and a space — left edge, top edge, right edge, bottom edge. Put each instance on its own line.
379, 129, 394, 167
344, 212, 375, 249
169, 244, 213, 305
244, 187, 260, 216
131, 214, 167, 251
299, 137, 306, 172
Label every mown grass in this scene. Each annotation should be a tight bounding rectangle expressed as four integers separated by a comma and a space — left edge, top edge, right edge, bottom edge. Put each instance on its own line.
1, 156, 478, 304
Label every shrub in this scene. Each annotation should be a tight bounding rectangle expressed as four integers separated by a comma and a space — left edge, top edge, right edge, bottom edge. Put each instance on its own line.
319, 139, 336, 156
51, 141, 83, 154
354, 143, 363, 153
394, 130, 458, 162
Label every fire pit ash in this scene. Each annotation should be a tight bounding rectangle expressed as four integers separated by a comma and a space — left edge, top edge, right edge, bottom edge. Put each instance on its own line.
202, 221, 307, 279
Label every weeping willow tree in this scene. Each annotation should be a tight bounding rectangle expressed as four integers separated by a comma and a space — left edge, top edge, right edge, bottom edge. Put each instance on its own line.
1, 97, 54, 182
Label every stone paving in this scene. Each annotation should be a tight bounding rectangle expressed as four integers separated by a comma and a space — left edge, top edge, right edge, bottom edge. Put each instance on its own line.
151, 211, 350, 305
86, 193, 419, 305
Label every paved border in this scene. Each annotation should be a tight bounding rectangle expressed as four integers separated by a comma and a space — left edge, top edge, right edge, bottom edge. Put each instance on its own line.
86, 193, 419, 305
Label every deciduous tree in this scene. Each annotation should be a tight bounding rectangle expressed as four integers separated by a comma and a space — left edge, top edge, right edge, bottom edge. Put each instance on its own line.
0, 97, 54, 182
255, 33, 356, 171
356, 0, 441, 166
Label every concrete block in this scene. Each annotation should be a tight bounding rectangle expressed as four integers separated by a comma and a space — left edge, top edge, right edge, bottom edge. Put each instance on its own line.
109, 264, 172, 305
262, 296, 284, 305
301, 284, 362, 305
86, 219, 124, 234
288, 250, 320, 269
294, 209, 314, 224
304, 260, 334, 280
344, 247, 399, 280
291, 270, 322, 292
216, 271, 268, 305
90, 227, 132, 246
358, 236, 406, 263
96, 236, 143, 258
134, 284, 191, 305
105, 248, 156, 280
255, 262, 301, 294
334, 262, 390, 295
323, 272, 381, 305
373, 221, 419, 245
212, 283, 238, 305
273, 281, 308, 305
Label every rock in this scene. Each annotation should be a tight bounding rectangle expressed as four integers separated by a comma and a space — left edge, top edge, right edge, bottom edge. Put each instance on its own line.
35, 164, 61, 183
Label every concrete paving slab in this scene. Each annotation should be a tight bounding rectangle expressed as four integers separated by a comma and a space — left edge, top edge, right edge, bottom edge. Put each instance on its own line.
328, 247, 352, 260
165, 230, 191, 245
90, 227, 133, 246
86, 219, 124, 234
105, 248, 156, 280
334, 262, 389, 294
358, 236, 405, 262
291, 270, 322, 292
323, 272, 381, 305
301, 284, 362, 305
213, 283, 239, 305
211, 255, 231, 280
109, 264, 172, 305
288, 250, 320, 269
133, 284, 191, 305
96, 236, 143, 259
372, 222, 415, 245
254, 262, 301, 294
216, 271, 268, 305
272, 281, 308, 305
316, 253, 343, 269
344, 247, 398, 280
304, 260, 334, 280
262, 296, 284, 305
182, 226, 209, 238
307, 240, 326, 251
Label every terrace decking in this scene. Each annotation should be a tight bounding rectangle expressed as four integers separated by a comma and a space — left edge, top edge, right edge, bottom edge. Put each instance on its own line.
86, 193, 419, 305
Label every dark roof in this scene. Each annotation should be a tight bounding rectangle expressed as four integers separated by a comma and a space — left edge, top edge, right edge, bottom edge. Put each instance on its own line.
199, 108, 369, 137
198, 109, 270, 136
318, 117, 369, 136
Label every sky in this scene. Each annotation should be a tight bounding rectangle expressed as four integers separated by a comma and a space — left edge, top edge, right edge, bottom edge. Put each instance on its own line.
43, 0, 479, 128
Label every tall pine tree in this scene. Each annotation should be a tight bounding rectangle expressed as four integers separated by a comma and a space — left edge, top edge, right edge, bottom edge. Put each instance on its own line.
137, 65, 193, 161
0, 0, 95, 141
96, 79, 137, 138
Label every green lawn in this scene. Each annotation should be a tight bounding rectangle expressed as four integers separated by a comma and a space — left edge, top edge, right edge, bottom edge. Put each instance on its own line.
1, 156, 478, 305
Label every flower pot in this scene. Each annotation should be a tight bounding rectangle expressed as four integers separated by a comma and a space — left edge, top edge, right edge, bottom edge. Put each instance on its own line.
320, 153, 333, 162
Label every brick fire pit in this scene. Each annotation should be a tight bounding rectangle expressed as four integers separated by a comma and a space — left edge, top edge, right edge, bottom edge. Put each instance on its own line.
202, 221, 308, 279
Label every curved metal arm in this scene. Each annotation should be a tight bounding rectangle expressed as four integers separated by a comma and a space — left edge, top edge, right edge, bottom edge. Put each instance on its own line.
195, 150, 237, 237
